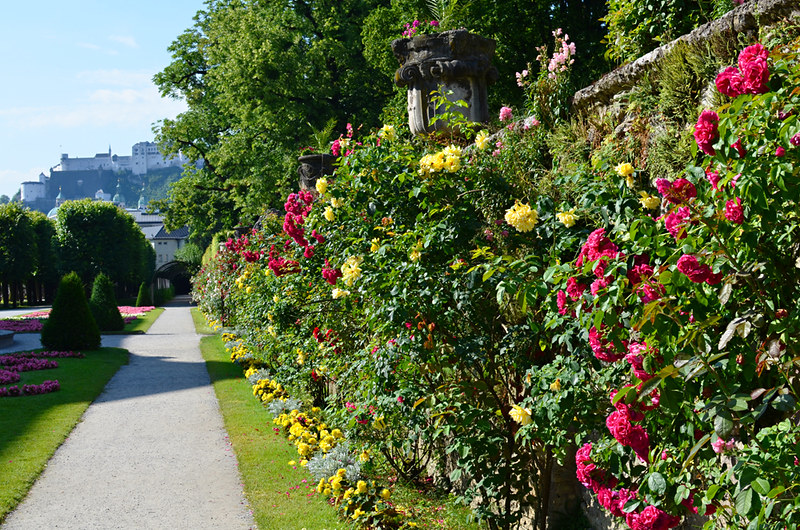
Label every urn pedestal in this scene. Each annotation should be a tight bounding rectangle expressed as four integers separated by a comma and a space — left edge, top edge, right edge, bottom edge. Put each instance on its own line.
297, 153, 338, 191
392, 29, 497, 136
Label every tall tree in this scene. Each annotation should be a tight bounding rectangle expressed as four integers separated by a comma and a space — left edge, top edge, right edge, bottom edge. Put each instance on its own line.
153, 0, 388, 243
28, 210, 59, 303
54, 199, 155, 291
0, 203, 37, 307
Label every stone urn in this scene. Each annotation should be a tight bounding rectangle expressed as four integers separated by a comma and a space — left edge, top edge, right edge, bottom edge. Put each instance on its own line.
297, 153, 338, 191
392, 29, 497, 136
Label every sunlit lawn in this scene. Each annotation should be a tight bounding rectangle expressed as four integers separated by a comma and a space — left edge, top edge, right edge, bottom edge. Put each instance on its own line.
0, 348, 129, 523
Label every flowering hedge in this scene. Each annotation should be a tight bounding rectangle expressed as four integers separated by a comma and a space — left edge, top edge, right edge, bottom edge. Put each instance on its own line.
193, 37, 800, 529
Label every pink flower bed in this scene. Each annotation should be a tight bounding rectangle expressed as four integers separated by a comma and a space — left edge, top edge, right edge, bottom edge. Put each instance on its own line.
0, 350, 81, 398
0, 306, 154, 332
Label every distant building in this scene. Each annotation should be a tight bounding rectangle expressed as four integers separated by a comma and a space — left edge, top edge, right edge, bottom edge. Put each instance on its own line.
20, 173, 47, 202
53, 142, 186, 176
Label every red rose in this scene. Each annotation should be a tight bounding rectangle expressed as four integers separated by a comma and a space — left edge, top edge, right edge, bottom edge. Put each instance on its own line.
725, 197, 744, 225
740, 56, 770, 94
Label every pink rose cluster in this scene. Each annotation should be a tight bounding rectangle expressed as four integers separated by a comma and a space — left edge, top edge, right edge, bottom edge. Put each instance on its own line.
607, 392, 652, 463
576, 444, 681, 530
547, 28, 576, 79
321, 259, 342, 285
715, 43, 770, 98
676, 254, 723, 285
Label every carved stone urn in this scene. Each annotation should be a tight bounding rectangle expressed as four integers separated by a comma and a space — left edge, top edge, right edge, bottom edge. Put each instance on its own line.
297, 153, 338, 191
392, 29, 497, 136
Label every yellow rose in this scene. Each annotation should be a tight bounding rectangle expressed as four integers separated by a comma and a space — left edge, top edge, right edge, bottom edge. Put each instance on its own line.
356, 480, 368, 494
615, 162, 635, 178
505, 202, 538, 232
324, 206, 335, 221
315, 177, 328, 195
550, 379, 562, 391
509, 404, 533, 426
639, 191, 661, 210
556, 209, 577, 228
475, 130, 490, 150
379, 124, 396, 141
370, 238, 380, 252
380, 488, 391, 500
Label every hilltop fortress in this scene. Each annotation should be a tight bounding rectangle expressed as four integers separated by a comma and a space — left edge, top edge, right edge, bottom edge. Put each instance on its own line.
21, 142, 188, 214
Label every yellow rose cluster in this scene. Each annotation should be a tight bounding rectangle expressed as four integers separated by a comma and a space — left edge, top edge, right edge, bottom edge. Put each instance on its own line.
274, 408, 344, 460
504, 202, 539, 232
418, 145, 462, 177
317, 469, 406, 526
556, 208, 577, 228
341, 255, 363, 287
251, 378, 288, 404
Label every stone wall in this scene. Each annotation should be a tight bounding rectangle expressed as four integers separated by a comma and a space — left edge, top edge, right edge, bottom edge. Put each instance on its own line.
571, 0, 800, 115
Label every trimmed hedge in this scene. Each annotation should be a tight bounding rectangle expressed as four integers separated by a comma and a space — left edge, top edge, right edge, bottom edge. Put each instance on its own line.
41, 272, 100, 350
89, 273, 125, 331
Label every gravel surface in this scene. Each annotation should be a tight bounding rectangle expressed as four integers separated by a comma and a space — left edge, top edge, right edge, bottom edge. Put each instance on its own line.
1, 297, 255, 529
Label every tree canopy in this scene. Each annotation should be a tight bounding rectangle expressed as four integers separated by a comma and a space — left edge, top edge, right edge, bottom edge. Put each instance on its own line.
54, 199, 155, 289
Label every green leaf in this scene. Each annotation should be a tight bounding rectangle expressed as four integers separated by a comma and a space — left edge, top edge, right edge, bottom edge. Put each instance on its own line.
682, 434, 711, 471
714, 410, 734, 439
648, 472, 667, 495
705, 484, 720, 500
767, 486, 785, 498
735, 487, 761, 517
752, 478, 770, 496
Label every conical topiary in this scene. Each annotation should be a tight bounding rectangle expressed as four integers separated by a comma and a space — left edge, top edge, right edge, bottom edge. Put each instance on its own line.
135, 282, 152, 307
89, 273, 125, 331
41, 272, 101, 350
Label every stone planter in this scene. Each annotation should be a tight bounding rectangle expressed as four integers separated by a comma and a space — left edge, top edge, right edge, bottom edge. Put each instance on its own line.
392, 29, 498, 136
297, 153, 339, 191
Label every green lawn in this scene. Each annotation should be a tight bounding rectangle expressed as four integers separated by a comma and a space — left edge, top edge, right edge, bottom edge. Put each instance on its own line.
190, 308, 215, 335
120, 307, 165, 334
0, 348, 129, 523
199, 335, 346, 529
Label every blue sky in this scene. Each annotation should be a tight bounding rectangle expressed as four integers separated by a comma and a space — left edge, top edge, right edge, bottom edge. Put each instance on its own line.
0, 1, 203, 198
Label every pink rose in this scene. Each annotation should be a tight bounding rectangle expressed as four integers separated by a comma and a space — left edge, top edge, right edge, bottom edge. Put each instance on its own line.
590, 275, 611, 295
706, 169, 721, 190
627, 505, 682, 530
566, 277, 587, 301
715, 66, 744, 97
694, 110, 720, 155
791, 133, 800, 147
741, 57, 770, 94
664, 206, 691, 240
731, 137, 746, 158
556, 290, 569, 315
499, 106, 513, 122
776, 146, 786, 157
589, 326, 624, 362
725, 197, 744, 224
656, 179, 696, 204
738, 43, 769, 68
676, 254, 710, 283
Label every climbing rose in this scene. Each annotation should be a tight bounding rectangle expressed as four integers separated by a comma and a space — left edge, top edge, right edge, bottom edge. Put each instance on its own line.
566, 277, 587, 301
576, 228, 619, 267
715, 66, 743, 97
739, 44, 770, 94
655, 178, 696, 204
725, 197, 744, 224
676, 254, 710, 283
694, 110, 719, 155
589, 326, 624, 362
626, 505, 681, 530
556, 290, 569, 315
706, 169, 721, 190
731, 138, 746, 158
504, 202, 538, 232
664, 206, 691, 240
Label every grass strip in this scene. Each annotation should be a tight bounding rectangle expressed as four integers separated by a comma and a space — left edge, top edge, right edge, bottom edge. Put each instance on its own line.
0, 347, 129, 523
120, 307, 165, 334
191, 308, 215, 335
199, 334, 344, 530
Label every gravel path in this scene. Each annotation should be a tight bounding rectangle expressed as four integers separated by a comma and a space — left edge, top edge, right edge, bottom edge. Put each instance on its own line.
1, 297, 255, 529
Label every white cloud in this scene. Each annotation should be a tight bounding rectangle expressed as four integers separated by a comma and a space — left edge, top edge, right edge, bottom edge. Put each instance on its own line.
76, 69, 153, 87
0, 84, 186, 130
109, 35, 139, 49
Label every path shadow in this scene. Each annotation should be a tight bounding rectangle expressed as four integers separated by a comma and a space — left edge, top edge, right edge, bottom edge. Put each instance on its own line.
0, 350, 243, 462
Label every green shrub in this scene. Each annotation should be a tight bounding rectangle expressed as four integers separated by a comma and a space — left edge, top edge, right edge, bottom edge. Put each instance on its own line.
135, 282, 153, 307
89, 273, 125, 331
41, 272, 100, 350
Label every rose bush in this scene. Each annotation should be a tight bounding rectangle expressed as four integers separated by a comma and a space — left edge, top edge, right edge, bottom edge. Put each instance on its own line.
192, 38, 800, 530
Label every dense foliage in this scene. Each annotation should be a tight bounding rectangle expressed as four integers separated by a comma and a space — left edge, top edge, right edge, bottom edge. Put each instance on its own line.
55, 199, 155, 292
41, 272, 100, 350
193, 27, 800, 530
